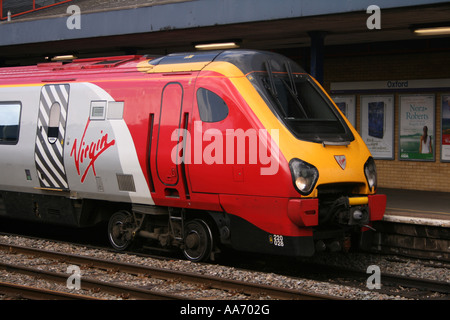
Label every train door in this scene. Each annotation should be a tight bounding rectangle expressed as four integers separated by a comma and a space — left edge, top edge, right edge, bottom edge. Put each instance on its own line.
34, 84, 70, 190
155, 82, 189, 199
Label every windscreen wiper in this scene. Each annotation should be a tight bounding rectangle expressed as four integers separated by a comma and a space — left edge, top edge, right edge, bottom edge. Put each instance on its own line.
281, 78, 308, 119
264, 60, 287, 117
285, 62, 297, 96
264, 60, 277, 97
282, 62, 308, 119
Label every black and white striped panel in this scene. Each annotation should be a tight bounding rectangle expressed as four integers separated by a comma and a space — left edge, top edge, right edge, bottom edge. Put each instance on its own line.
34, 84, 70, 189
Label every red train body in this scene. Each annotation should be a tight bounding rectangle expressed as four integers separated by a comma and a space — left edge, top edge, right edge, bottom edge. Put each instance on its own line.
0, 50, 386, 261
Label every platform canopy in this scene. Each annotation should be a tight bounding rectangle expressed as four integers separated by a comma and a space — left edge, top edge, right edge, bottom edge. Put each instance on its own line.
0, 0, 450, 64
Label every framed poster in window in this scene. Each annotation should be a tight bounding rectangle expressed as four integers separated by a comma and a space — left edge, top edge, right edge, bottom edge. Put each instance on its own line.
360, 95, 394, 159
399, 94, 435, 161
441, 94, 450, 162
331, 95, 356, 128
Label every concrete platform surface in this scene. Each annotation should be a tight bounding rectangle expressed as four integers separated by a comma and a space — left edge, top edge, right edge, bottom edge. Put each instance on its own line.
379, 188, 450, 227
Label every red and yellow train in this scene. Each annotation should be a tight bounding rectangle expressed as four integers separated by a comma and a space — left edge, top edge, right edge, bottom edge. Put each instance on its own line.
0, 50, 386, 261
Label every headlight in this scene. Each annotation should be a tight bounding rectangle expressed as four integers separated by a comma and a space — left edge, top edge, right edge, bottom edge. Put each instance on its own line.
289, 158, 319, 195
364, 157, 377, 191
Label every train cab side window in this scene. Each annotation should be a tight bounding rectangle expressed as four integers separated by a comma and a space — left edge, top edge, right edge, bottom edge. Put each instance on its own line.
48, 102, 61, 144
0, 102, 21, 145
197, 88, 229, 122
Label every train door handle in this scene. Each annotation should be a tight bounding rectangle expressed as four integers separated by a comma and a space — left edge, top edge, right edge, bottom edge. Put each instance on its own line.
167, 167, 177, 179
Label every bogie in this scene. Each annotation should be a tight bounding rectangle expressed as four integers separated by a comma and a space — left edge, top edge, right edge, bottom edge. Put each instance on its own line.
107, 210, 136, 251
182, 219, 214, 262
107, 207, 218, 262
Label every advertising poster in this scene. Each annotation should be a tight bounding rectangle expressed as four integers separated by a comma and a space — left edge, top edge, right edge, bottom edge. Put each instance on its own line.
399, 94, 435, 161
331, 95, 356, 128
360, 95, 394, 159
442, 95, 450, 162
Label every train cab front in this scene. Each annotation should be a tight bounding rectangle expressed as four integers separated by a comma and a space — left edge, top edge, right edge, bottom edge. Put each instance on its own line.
286, 155, 387, 254
222, 49, 387, 255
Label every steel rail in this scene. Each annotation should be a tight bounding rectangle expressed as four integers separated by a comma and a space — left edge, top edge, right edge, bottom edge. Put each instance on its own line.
380, 273, 450, 295
0, 243, 337, 300
304, 262, 450, 296
0, 261, 184, 300
0, 281, 102, 300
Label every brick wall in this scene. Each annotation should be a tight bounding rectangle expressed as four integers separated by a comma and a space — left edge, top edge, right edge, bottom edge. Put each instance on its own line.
323, 50, 450, 192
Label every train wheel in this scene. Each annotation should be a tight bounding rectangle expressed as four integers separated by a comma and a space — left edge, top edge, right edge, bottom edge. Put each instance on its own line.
108, 210, 135, 251
182, 219, 213, 262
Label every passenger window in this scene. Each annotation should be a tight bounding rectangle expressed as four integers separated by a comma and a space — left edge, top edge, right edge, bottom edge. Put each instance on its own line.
0, 102, 21, 144
48, 102, 61, 144
197, 88, 229, 122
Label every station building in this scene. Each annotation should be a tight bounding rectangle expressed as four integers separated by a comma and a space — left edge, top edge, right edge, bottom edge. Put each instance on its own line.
1, 0, 450, 193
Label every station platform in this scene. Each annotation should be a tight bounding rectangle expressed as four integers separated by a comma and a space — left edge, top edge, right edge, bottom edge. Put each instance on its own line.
369, 188, 450, 261
379, 188, 450, 227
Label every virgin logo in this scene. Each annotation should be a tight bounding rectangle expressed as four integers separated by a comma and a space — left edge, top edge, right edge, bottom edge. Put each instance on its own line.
334, 155, 346, 170
70, 118, 116, 183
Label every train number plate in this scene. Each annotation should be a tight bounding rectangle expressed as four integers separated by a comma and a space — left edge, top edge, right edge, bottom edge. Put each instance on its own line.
269, 234, 284, 247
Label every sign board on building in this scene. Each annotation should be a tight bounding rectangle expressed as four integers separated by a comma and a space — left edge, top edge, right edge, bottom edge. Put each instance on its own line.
331, 79, 450, 93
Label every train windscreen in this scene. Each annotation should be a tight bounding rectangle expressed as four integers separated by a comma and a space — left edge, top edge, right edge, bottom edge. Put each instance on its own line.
256, 71, 354, 143
216, 50, 354, 144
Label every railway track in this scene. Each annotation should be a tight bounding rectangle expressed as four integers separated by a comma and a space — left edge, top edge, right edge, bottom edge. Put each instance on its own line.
319, 264, 450, 299
1, 231, 448, 300
0, 259, 182, 300
222, 252, 450, 299
0, 281, 102, 300
0, 242, 336, 300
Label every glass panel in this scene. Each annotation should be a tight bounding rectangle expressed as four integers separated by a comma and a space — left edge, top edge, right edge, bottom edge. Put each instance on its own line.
197, 88, 229, 123
35, 1, 65, 9
48, 102, 60, 143
2, 0, 70, 18
2, 0, 33, 16
251, 72, 354, 143
0, 102, 21, 144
